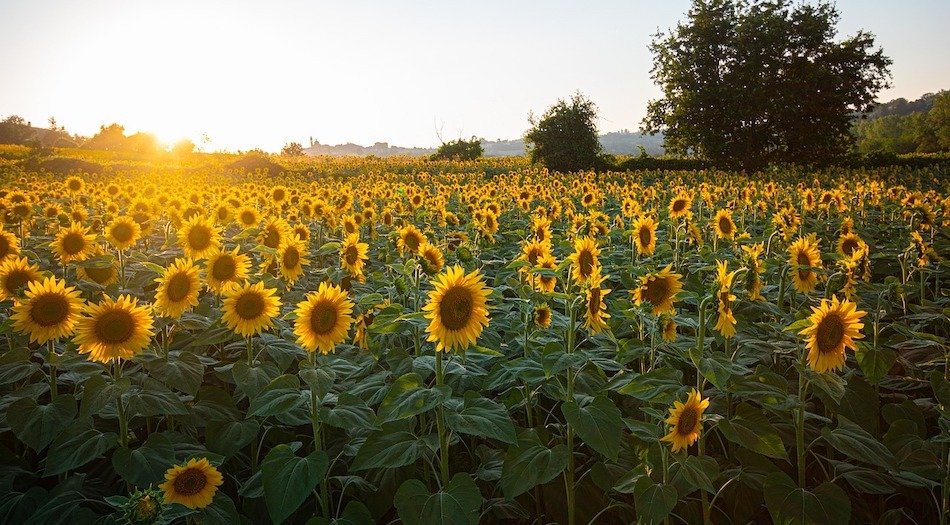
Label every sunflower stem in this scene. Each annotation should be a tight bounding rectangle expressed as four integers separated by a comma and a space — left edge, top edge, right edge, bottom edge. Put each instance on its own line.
114, 361, 129, 448
563, 297, 577, 525
245, 337, 253, 367
47, 341, 58, 401
309, 351, 330, 517
796, 354, 808, 489
435, 348, 450, 486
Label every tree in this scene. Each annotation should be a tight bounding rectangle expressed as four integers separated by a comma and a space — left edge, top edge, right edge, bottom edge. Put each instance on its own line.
281, 142, 304, 156
82, 123, 128, 151
644, 0, 892, 170
524, 92, 603, 173
431, 137, 483, 161
171, 138, 196, 155
0, 115, 33, 145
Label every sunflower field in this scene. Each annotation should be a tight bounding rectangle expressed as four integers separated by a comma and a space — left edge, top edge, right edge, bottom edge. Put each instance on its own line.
0, 150, 948, 525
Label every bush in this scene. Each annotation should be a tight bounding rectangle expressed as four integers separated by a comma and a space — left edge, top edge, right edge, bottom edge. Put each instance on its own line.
525, 92, 603, 173
430, 137, 483, 161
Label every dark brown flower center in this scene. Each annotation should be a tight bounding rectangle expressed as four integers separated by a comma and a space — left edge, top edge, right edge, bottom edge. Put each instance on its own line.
816, 313, 844, 354
62, 232, 86, 255
263, 227, 281, 249
309, 300, 337, 335
111, 222, 135, 243
165, 272, 193, 302
344, 246, 359, 265
94, 309, 136, 345
638, 226, 652, 248
172, 468, 207, 496
282, 247, 300, 269
642, 277, 671, 306
211, 256, 236, 281
676, 406, 698, 435
85, 265, 115, 284
240, 211, 257, 226
439, 286, 473, 331
187, 226, 212, 251
30, 293, 70, 327
404, 232, 421, 252
588, 287, 602, 317
235, 292, 265, 320
578, 250, 595, 279
841, 238, 859, 257
719, 216, 733, 235
4, 270, 33, 295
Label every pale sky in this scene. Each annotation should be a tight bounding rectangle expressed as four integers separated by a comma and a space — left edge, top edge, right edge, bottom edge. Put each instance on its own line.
1, 0, 948, 152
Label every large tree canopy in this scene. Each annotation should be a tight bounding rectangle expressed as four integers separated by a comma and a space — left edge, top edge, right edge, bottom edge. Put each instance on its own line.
525, 92, 603, 173
643, 0, 892, 170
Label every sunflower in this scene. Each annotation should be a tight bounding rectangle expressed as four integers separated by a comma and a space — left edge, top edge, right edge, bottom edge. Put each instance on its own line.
714, 260, 738, 338
632, 216, 658, 256
204, 248, 251, 293
0, 229, 20, 263
533, 303, 552, 329
532, 215, 552, 245
76, 252, 119, 286
798, 295, 866, 374
277, 235, 309, 284
533, 254, 558, 293
178, 216, 221, 260
668, 193, 692, 220
741, 242, 764, 300
340, 233, 370, 282
258, 218, 291, 250
568, 236, 601, 285
712, 209, 736, 240
159, 457, 223, 510
583, 273, 611, 334
235, 206, 260, 229
11, 277, 84, 344
661, 316, 678, 342
293, 281, 355, 354
154, 258, 201, 319
837, 232, 863, 259
65, 175, 85, 194
423, 265, 491, 352
74, 295, 155, 363
51, 222, 96, 264
632, 265, 683, 316
419, 241, 445, 275
0, 256, 43, 301
221, 281, 281, 337
789, 236, 822, 293
397, 224, 426, 256
661, 389, 710, 453
105, 216, 141, 250
519, 239, 550, 273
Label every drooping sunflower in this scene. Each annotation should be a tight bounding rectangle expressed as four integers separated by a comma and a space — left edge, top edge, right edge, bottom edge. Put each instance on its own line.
73, 295, 155, 363
158, 457, 223, 510
533, 303, 552, 329
714, 260, 738, 338
712, 209, 736, 240
0, 228, 20, 264
258, 218, 291, 250
632, 215, 658, 256
293, 281, 355, 354
798, 295, 866, 374
519, 238, 550, 274
583, 273, 611, 334
339, 233, 369, 282
154, 258, 201, 319
568, 236, 601, 285
221, 281, 281, 337
533, 254, 558, 293
632, 265, 683, 316
277, 235, 309, 284
0, 256, 43, 301
661, 315, 678, 342
178, 216, 221, 260
397, 224, 426, 256
423, 265, 491, 352
837, 232, 863, 259
741, 242, 764, 301
789, 235, 822, 293
419, 241, 445, 276
11, 277, 84, 344
76, 251, 119, 286
51, 222, 96, 264
661, 389, 710, 453
204, 248, 251, 293
105, 216, 142, 251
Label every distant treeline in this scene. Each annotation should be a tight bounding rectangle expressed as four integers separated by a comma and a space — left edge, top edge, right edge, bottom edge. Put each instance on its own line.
853, 91, 949, 154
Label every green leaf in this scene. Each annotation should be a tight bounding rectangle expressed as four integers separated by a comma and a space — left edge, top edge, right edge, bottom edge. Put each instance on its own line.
248, 374, 307, 418
144, 351, 204, 395
763, 471, 851, 525
633, 477, 677, 525
445, 391, 517, 445
44, 421, 117, 476
394, 473, 483, 525
351, 427, 428, 471
206, 420, 260, 458
124, 377, 189, 417
377, 373, 445, 423
79, 374, 128, 418
328, 501, 375, 525
822, 416, 897, 470
232, 360, 280, 399
111, 432, 175, 487
561, 395, 623, 460
320, 393, 378, 432
261, 443, 329, 525
7, 395, 76, 451
717, 403, 788, 460
854, 341, 896, 385
615, 368, 683, 404
0, 347, 39, 385
697, 353, 749, 389
300, 367, 336, 399
499, 430, 569, 498
674, 455, 719, 494
201, 493, 240, 525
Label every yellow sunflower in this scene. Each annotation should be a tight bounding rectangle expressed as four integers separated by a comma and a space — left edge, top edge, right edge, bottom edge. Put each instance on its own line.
0, 256, 43, 301
741, 242, 764, 301
568, 236, 601, 285
11, 277, 84, 344
712, 209, 736, 240
293, 281, 355, 354
668, 193, 693, 220
533, 254, 558, 293
258, 217, 291, 250
423, 265, 491, 352
235, 206, 260, 229
632, 216, 658, 256
76, 251, 119, 286
583, 273, 611, 334
418, 241, 445, 275
789, 236, 822, 293
204, 248, 251, 293
714, 260, 738, 338
0, 228, 20, 264
340, 233, 369, 282
533, 303, 552, 329
837, 232, 864, 259
51, 222, 96, 264
799, 295, 866, 374
277, 235, 309, 284
661, 316, 678, 342
158, 457, 223, 510
221, 281, 281, 337
74, 294, 155, 363
397, 224, 426, 256
178, 216, 221, 260
632, 265, 683, 316
661, 389, 710, 453
154, 258, 201, 318
105, 216, 141, 251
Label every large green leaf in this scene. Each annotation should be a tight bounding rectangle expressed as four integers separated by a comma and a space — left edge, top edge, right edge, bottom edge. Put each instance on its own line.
44, 421, 117, 476
377, 373, 445, 423
123, 377, 189, 418
561, 395, 623, 460
261, 443, 329, 525
445, 391, 516, 444
248, 374, 307, 418
674, 455, 720, 494
499, 430, 569, 498
717, 403, 788, 460
822, 416, 897, 470
763, 471, 851, 525
854, 341, 895, 385
394, 473, 482, 525
200, 493, 241, 525
206, 419, 260, 457
7, 395, 76, 451
144, 350, 204, 395
111, 432, 175, 487
320, 393, 378, 431
0, 347, 39, 386
633, 477, 677, 525
351, 427, 428, 471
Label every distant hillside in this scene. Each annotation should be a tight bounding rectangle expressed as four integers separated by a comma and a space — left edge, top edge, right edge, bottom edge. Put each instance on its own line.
853, 90, 949, 154
864, 92, 942, 119
303, 130, 665, 158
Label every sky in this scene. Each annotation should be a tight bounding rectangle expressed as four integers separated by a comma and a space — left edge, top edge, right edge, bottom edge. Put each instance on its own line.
1, 0, 948, 152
